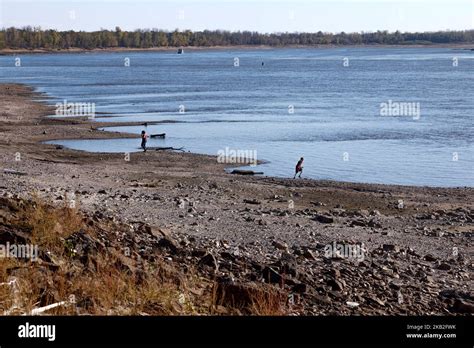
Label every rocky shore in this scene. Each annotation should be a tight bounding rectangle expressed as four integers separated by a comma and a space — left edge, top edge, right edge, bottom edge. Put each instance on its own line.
0, 84, 472, 315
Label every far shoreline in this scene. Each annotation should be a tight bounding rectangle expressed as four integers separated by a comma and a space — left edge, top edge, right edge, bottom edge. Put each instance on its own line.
1, 43, 474, 55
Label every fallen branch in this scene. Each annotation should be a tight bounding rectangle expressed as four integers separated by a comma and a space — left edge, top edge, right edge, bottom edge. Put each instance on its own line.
3, 168, 28, 176
243, 199, 261, 205
29, 301, 69, 315
231, 169, 264, 175
136, 146, 185, 152
141, 146, 185, 152
29, 157, 79, 165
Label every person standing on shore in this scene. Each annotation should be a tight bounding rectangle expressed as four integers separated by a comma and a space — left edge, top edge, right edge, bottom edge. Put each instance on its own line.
294, 157, 304, 179
141, 130, 148, 152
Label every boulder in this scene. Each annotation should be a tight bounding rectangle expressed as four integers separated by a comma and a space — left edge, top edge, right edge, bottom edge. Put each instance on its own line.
313, 214, 334, 224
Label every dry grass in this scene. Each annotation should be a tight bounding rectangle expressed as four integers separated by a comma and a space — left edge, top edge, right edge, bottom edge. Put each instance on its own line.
17, 193, 84, 255
0, 195, 211, 315
212, 281, 287, 315
0, 195, 287, 316
0, 258, 19, 313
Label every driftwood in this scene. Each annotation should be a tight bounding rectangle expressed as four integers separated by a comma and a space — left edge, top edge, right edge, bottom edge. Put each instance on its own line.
150, 133, 166, 138
154, 146, 184, 152
231, 169, 264, 175
29, 301, 69, 315
243, 198, 261, 205
29, 157, 79, 165
139, 146, 185, 152
3, 168, 28, 176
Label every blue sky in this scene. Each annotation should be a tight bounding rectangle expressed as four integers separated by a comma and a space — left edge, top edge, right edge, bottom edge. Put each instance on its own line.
1, 0, 473, 33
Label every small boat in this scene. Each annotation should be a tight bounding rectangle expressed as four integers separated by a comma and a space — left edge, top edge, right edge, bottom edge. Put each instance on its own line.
177, 48, 184, 54
150, 133, 166, 138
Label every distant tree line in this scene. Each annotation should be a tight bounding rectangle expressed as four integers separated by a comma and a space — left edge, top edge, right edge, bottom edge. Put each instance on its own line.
0, 27, 473, 50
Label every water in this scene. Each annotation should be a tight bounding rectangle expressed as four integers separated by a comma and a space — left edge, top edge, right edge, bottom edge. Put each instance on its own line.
1, 48, 473, 187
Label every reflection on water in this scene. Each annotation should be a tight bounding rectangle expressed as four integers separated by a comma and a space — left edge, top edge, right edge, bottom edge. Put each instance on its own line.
1, 47, 472, 187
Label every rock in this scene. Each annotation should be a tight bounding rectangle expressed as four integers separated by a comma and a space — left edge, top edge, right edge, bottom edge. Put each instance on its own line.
329, 268, 340, 279
382, 244, 400, 253
438, 289, 458, 299
453, 299, 474, 314
366, 296, 385, 306
199, 253, 218, 271
437, 263, 451, 271
0, 230, 27, 246
368, 219, 382, 228
191, 249, 207, 258
220, 251, 236, 261
98, 189, 107, 194
424, 254, 437, 262
303, 249, 317, 260
113, 251, 137, 274
346, 301, 360, 308
424, 275, 434, 284
327, 278, 344, 291
350, 219, 367, 227
292, 282, 307, 294
262, 266, 282, 284
156, 237, 179, 254
330, 208, 346, 216
279, 262, 298, 277
272, 240, 288, 251
389, 280, 403, 290
243, 199, 261, 205
145, 226, 171, 239
313, 214, 334, 224
312, 294, 332, 305
311, 201, 325, 206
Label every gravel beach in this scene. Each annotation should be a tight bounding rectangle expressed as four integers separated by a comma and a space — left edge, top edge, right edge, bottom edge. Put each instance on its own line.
1, 83, 472, 315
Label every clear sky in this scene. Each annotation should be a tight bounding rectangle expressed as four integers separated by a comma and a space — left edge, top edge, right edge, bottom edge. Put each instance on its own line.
1, 0, 473, 33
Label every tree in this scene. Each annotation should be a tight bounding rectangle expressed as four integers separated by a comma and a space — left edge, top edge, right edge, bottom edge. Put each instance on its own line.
1, 28, 473, 50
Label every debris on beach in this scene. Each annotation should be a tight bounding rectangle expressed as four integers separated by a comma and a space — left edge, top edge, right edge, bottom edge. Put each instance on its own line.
231, 169, 264, 175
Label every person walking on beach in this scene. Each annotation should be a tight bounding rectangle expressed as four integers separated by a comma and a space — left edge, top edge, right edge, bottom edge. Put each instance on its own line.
141, 130, 148, 152
293, 157, 304, 179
